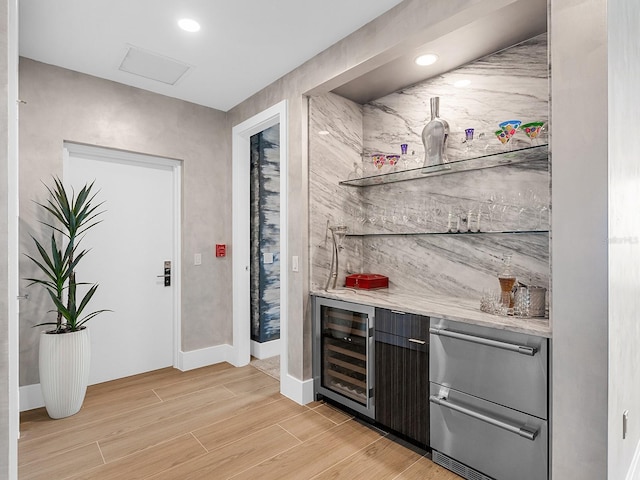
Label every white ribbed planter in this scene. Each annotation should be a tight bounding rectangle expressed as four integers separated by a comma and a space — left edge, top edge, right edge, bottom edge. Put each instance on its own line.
39, 328, 91, 419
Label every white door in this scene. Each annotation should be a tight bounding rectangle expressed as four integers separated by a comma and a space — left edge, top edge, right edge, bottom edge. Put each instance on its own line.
64, 143, 180, 385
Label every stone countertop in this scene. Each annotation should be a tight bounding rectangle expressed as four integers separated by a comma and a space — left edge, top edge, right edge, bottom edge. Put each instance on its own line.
311, 288, 552, 338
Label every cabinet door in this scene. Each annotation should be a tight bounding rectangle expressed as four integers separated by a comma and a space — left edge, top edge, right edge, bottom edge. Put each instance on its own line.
375, 309, 429, 446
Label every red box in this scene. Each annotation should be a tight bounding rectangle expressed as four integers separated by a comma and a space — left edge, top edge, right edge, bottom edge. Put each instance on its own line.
345, 273, 389, 290
215, 244, 226, 257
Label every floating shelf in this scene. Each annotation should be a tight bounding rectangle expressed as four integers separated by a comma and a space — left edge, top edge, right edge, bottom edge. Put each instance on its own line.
339, 144, 549, 187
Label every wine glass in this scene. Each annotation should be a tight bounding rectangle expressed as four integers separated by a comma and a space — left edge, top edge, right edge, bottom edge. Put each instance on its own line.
486, 193, 500, 231
494, 129, 511, 150
346, 162, 362, 180
355, 205, 366, 233
400, 144, 410, 170
371, 154, 386, 174
386, 154, 400, 172
521, 122, 545, 146
366, 204, 378, 226
495, 120, 522, 151
463, 128, 474, 155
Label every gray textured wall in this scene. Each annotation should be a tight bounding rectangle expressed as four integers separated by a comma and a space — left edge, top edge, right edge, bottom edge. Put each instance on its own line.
18, 58, 231, 386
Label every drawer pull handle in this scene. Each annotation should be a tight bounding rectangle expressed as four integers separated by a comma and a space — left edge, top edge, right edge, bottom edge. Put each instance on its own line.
408, 338, 426, 345
429, 395, 539, 441
429, 327, 537, 356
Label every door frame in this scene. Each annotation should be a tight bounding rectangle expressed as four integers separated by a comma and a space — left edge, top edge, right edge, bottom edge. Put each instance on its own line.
231, 100, 289, 388
63, 142, 182, 368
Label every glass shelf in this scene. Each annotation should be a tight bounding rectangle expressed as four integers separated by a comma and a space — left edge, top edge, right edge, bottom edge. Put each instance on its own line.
345, 230, 549, 238
339, 144, 549, 187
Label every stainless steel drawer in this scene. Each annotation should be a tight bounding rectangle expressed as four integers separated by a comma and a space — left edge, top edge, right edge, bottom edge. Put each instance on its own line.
430, 383, 548, 480
429, 318, 548, 419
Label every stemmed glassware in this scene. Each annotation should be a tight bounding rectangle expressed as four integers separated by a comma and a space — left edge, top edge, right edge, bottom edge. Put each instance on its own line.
355, 205, 366, 232
400, 144, 411, 170
494, 120, 521, 151
521, 122, 544, 146
513, 191, 528, 230
530, 190, 549, 229
372, 154, 386, 174
386, 155, 400, 172
463, 128, 474, 154
486, 193, 499, 231
366, 204, 378, 228
346, 162, 362, 180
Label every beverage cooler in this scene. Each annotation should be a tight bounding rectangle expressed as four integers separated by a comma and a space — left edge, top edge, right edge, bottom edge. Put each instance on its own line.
312, 297, 375, 418
429, 318, 549, 480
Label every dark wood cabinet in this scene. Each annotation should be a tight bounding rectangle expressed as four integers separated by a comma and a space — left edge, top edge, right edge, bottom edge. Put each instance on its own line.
375, 308, 430, 447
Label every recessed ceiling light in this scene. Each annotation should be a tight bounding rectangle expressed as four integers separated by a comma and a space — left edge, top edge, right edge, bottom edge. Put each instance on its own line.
178, 18, 201, 32
454, 79, 472, 87
318, 130, 330, 136
415, 54, 438, 66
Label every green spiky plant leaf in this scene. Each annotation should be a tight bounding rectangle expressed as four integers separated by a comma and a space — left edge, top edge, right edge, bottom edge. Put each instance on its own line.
26, 177, 110, 333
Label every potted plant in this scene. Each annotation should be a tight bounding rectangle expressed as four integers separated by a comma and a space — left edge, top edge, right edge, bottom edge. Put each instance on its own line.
25, 177, 108, 419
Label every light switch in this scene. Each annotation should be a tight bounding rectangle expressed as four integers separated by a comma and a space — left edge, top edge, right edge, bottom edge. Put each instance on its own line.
263, 252, 274, 264
292, 255, 299, 272
194, 253, 202, 266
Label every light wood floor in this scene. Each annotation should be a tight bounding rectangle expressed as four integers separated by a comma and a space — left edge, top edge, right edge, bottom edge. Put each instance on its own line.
19, 363, 461, 479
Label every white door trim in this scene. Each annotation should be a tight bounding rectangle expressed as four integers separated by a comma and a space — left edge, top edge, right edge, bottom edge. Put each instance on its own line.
62, 143, 182, 369
232, 101, 293, 397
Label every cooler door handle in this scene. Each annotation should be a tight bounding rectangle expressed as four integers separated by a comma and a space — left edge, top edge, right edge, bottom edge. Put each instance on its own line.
430, 395, 538, 441
429, 327, 537, 356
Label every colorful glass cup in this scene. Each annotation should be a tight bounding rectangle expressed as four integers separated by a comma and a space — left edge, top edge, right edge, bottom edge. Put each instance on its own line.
521, 122, 544, 141
465, 128, 474, 141
498, 119, 522, 137
372, 154, 386, 170
386, 154, 400, 167
494, 129, 511, 145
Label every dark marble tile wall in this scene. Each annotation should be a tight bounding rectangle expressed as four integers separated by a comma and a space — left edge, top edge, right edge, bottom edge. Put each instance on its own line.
250, 124, 281, 343
309, 34, 550, 300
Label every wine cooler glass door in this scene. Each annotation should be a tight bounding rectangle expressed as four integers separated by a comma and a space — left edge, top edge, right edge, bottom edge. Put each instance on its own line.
314, 298, 375, 418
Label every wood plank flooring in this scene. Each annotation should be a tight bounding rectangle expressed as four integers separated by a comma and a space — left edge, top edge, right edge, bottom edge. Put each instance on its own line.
19, 362, 461, 479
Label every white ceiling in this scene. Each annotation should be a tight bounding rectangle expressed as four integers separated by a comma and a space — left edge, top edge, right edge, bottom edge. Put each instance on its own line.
18, 0, 405, 112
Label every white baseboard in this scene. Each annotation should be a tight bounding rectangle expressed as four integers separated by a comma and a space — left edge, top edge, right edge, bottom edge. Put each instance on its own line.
176, 344, 233, 371
20, 384, 44, 412
280, 373, 314, 405
626, 438, 640, 480
250, 339, 281, 360
20, 345, 233, 412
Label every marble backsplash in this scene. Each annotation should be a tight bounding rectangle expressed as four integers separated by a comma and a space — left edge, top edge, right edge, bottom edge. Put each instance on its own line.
309, 34, 550, 303
309, 93, 365, 290
363, 34, 549, 162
